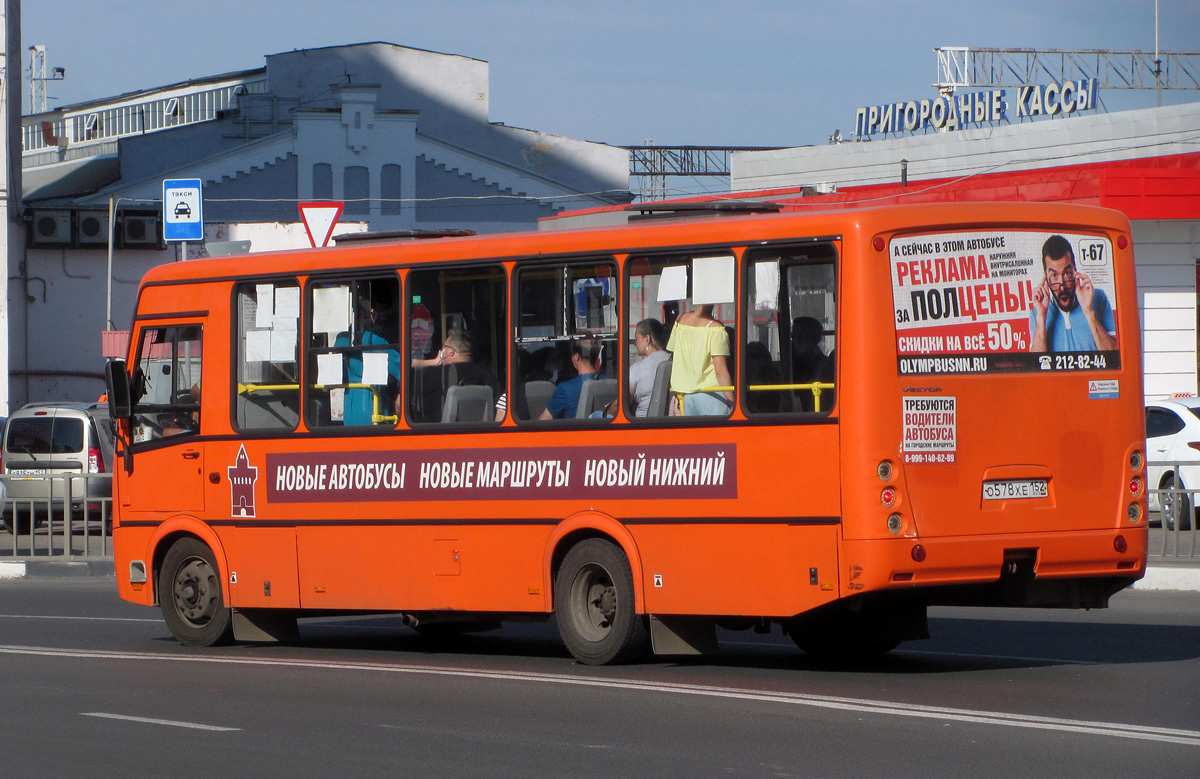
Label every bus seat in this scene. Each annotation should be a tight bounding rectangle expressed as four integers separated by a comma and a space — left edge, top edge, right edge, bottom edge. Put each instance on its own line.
576, 378, 618, 419
645, 359, 673, 417
441, 384, 493, 423
524, 380, 556, 419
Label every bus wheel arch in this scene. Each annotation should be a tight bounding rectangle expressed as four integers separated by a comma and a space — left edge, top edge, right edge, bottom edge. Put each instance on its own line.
156, 534, 234, 647
545, 512, 646, 614
148, 518, 230, 607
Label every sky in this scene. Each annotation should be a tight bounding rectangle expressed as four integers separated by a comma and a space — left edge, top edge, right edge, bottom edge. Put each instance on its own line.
18, 0, 1200, 150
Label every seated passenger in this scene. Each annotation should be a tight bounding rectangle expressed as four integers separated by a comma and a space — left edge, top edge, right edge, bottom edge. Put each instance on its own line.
627, 318, 670, 417
540, 339, 604, 420
409, 330, 500, 423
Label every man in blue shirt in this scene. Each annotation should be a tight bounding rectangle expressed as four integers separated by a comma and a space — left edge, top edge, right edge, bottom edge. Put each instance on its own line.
541, 339, 604, 419
1029, 235, 1117, 352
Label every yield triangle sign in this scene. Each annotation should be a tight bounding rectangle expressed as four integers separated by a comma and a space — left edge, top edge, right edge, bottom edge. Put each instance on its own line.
298, 201, 344, 248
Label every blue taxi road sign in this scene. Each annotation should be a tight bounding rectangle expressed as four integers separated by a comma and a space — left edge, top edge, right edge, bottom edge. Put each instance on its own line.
163, 178, 203, 242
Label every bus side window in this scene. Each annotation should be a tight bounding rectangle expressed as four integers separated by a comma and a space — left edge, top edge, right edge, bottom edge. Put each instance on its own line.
627, 253, 736, 420
514, 260, 618, 421
130, 324, 203, 443
743, 244, 837, 416
405, 265, 506, 425
306, 276, 402, 429
235, 280, 300, 431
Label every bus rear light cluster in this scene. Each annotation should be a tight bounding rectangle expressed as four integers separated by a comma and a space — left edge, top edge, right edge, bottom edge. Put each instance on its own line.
1114, 535, 1128, 554
881, 487, 897, 507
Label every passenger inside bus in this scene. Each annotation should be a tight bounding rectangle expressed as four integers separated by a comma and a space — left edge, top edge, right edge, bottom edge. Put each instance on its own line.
337, 286, 402, 426
540, 339, 605, 419
624, 318, 670, 417
667, 305, 733, 416
410, 330, 501, 424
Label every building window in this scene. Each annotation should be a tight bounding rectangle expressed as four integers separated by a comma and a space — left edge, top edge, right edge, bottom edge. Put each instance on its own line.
312, 163, 333, 200
345, 166, 369, 214
381, 164, 402, 215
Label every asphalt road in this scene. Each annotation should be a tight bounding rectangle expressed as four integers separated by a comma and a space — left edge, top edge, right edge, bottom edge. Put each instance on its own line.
1, 579, 1197, 778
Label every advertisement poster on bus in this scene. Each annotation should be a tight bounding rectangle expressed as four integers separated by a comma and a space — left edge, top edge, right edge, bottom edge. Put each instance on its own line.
890, 230, 1120, 375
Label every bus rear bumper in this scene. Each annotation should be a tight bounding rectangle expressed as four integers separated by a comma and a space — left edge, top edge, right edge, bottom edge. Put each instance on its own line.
842, 528, 1146, 607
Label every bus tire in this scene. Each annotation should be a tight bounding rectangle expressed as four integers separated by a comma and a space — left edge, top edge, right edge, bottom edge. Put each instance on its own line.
554, 538, 648, 665
158, 537, 234, 647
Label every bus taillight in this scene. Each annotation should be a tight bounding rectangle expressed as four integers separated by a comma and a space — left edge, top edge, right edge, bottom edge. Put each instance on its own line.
887, 513, 903, 534
1127, 503, 1142, 523
877, 460, 893, 480
1130, 450, 1143, 470
1114, 535, 1128, 554
911, 545, 927, 563
881, 487, 896, 507
1129, 477, 1142, 497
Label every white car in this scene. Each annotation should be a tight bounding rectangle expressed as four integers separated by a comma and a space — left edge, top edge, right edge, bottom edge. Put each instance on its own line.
1145, 398, 1200, 531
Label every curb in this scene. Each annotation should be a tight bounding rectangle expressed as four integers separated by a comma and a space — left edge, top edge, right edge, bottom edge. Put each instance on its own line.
0, 560, 113, 579
1131, 564, 1200, 591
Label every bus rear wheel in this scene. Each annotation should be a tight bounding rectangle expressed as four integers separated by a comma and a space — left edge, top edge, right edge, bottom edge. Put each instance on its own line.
158, 537, 234, 647
555, 538, 648, 665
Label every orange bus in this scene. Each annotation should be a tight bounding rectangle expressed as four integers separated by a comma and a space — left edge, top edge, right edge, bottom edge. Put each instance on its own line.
103, 202, 1148, 664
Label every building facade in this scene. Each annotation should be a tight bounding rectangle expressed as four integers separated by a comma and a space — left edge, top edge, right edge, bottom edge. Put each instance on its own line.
10, 42, 633, 409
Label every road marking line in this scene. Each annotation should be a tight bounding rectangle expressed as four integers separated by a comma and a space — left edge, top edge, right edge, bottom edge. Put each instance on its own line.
0, 614, 161, 623
721, 639, 1099, 666
0, 644, 1194, 747
80, 712, 240, 731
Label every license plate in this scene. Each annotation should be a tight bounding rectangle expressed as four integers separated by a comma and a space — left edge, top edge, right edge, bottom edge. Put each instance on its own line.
8, 469, 48, 477
982, 479, 1048, 500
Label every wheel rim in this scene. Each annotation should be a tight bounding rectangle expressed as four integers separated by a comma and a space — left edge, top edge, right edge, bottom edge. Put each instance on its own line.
172, 556, 220, 627
1164, 477, 1181, 530
568, 562, 617, 642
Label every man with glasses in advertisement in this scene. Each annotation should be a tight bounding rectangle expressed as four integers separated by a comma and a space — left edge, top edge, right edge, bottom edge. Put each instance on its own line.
1029, 234, 1117, 353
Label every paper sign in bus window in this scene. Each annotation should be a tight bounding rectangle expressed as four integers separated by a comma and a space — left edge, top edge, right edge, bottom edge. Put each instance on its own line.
657, 265, 688, 302
313, 286, 351, 337
692, 255, 735, 305
255, 284, 275, 328
245, 330, 271, 362
361, 352, 389, 386
317, 353, 343, 386
274, 287, 300, 319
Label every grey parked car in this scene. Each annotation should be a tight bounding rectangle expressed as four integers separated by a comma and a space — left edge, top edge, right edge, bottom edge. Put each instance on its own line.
1, 402, 115, 534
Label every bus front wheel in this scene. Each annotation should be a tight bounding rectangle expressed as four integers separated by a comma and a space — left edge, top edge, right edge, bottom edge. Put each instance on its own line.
554, 538, 648, 665
158, 537, 234, 647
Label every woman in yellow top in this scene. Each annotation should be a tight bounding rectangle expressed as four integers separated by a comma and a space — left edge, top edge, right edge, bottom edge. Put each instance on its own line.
666, 305, 734, 416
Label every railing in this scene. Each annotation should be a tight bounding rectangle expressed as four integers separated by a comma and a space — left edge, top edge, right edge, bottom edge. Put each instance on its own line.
1146, 459, 1198, 559
0, 474, 113, 561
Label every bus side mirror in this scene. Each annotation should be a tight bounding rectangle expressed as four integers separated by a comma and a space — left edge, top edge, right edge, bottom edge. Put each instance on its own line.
106, 359, 133, 420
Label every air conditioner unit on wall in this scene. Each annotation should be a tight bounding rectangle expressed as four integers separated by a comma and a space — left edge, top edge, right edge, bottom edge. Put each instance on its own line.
76, 211, 111, 246
122, 214, 161, 248
30, 209, 72, 245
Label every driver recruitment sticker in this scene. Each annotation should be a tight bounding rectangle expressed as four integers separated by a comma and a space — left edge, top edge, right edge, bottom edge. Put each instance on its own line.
891, 230, 1120, 375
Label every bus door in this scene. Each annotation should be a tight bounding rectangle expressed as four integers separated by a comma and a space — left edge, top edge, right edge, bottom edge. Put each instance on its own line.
124, 321, 206, 513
